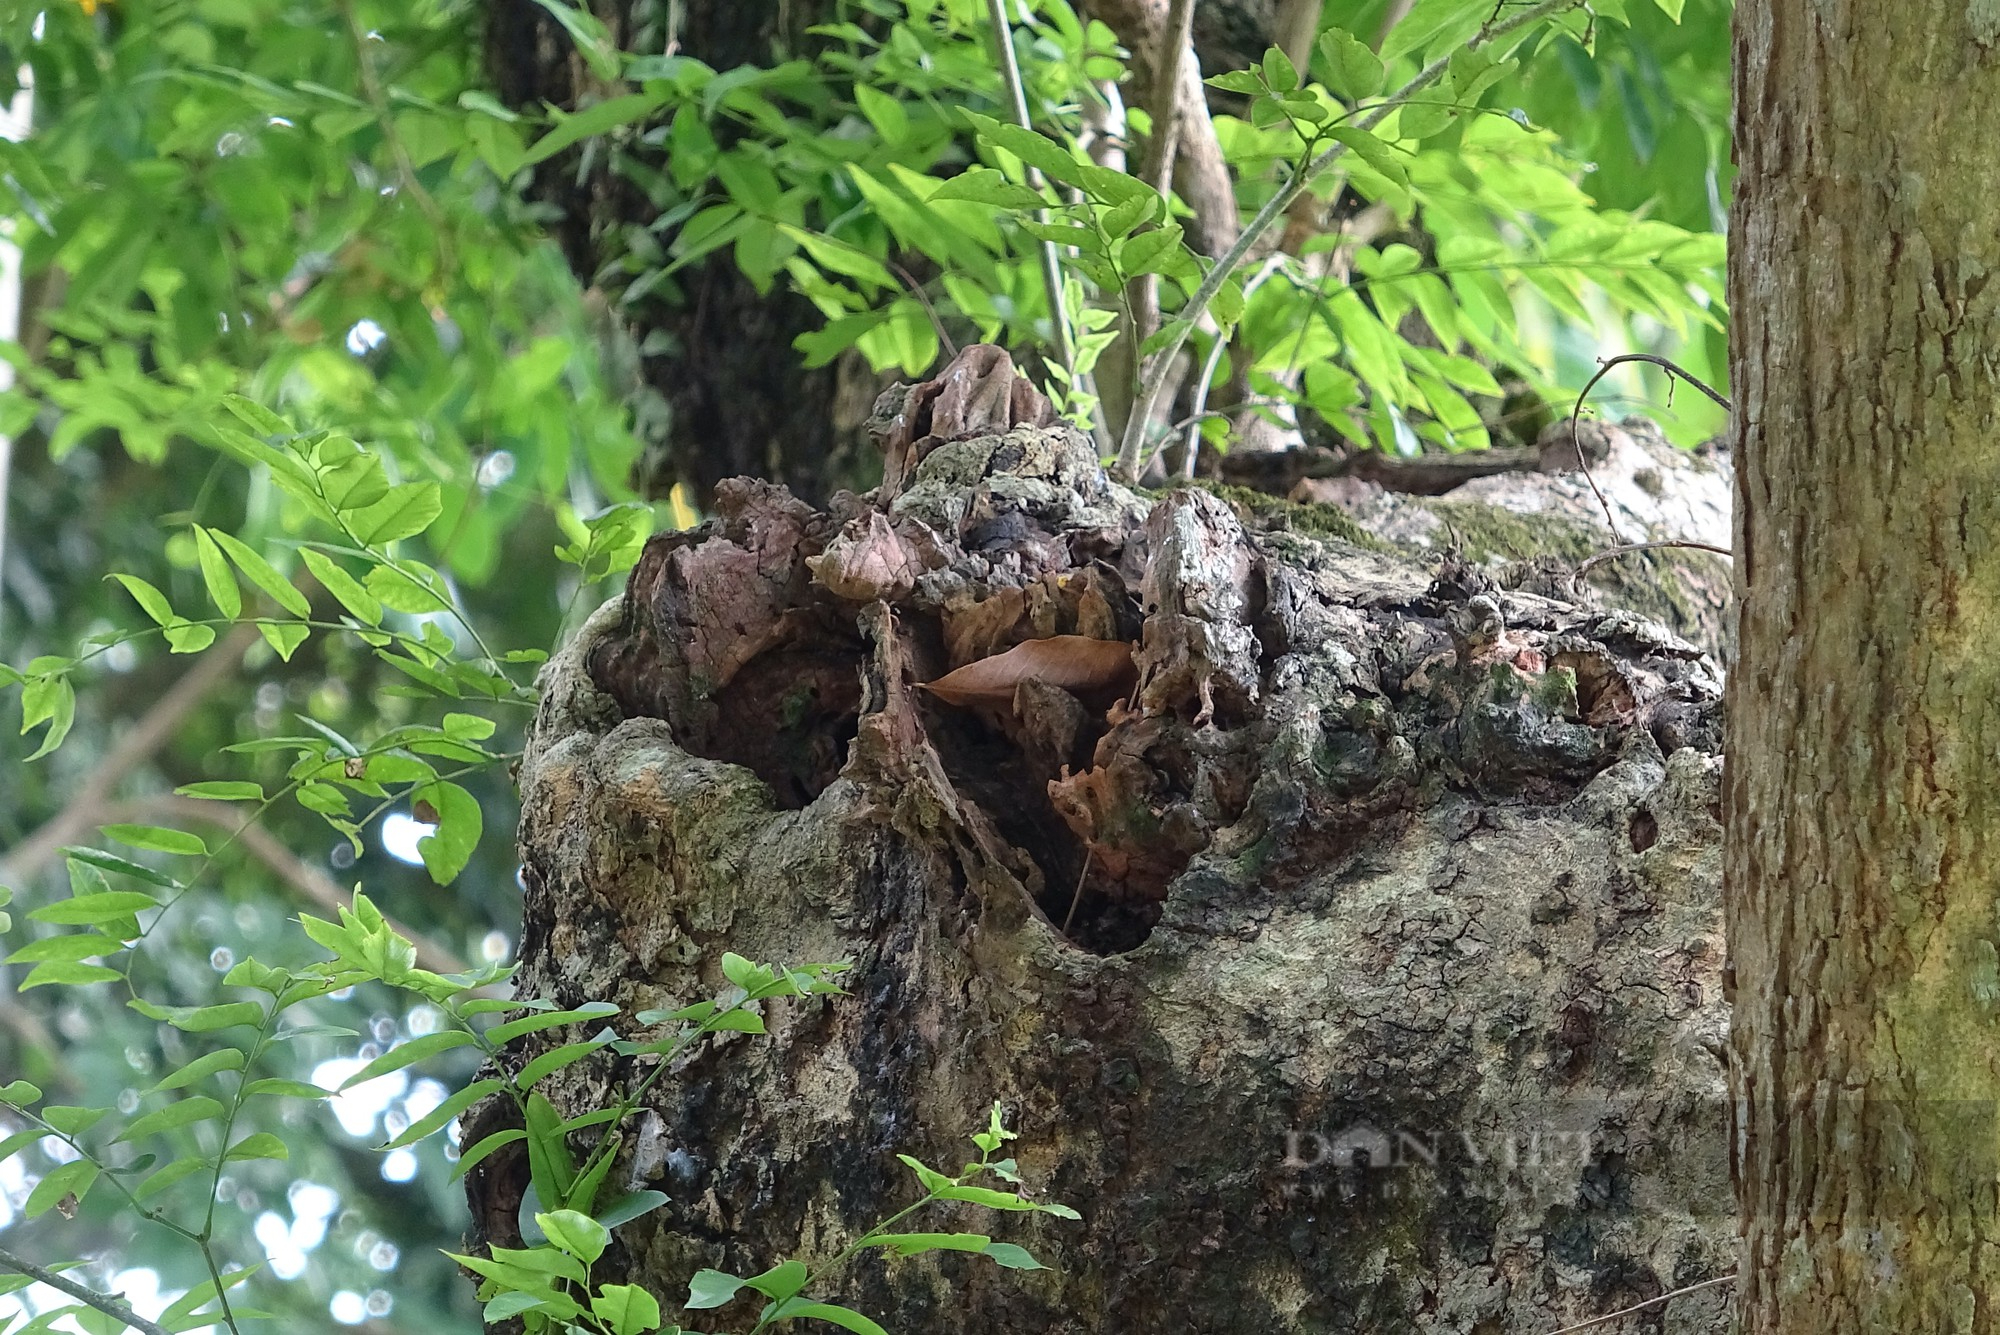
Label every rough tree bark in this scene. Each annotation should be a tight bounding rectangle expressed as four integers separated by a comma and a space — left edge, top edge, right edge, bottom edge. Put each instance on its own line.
1727, 4, 2000, 1332
476, 349, 1738, 1332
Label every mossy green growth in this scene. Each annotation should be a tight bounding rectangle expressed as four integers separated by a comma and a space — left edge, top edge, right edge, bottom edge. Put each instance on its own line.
1137, 478, 1727, 654
1422, 500, 1601, 564
1169, 480, 1397, 551
1532, 664, 1582, 719
1423, 499, 1729, 655
779, 682, 817, 729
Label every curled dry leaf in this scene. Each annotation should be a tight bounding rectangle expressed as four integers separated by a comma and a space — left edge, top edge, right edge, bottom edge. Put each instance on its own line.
809, 512, 926, 602
921, 635, 1137, 711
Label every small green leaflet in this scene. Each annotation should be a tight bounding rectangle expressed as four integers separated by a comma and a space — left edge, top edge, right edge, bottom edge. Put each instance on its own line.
224, 1132, 289, 1163
1317, 29, 1384, 100
149, 1049, 246, 1094
193, 526, 242, 618
1327, 127, 1409, 189
590, 1283, 661, 1335
930, 169, 1045, 210
221, 394, 289, 435
960, 111, 1084, 186
25, 1159, 98, 1218
413, 779, 482, 884
524, 92, 669, 166
116, 1095, 226, 1143
19, 671, 74, 759
175, 780, 265, 802
344, 481, 443, 546
29, 890, 159, 924
529, 0, 621, 80
206, 529, 312, 618
102, 823, 207, 857
300, 549, 384, 624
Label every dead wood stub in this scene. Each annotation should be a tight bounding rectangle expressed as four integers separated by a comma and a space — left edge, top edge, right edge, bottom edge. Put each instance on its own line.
584, 355, 1720, 959
584, 388, 1718, 959
517, 393, 1731, 1327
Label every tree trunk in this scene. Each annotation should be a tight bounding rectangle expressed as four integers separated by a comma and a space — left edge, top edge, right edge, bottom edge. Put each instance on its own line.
1727, 5, 2000, 1332
485, 0, 882, 507
479, 350, 1738, 1332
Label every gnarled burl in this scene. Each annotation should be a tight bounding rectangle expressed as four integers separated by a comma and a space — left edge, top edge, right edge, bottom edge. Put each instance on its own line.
482, 354, 1733, 1333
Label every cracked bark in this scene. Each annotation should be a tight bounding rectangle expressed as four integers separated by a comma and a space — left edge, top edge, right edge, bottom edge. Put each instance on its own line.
479, 353, 1736, 1331
1727, 4, 2000, 1332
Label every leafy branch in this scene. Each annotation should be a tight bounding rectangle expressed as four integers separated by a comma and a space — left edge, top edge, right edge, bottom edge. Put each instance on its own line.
984, 0, 1074, 382
1111, 0, 1588, 478
686, 1104, 1078, 1335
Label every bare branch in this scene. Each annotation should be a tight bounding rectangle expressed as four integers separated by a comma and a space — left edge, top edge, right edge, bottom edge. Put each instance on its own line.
1372, 0, 1419, 49
1084, 0, 1239, 257
1572, 539, 1732, 588
1121, 0, 1198, 379
0, 1246, 173, 1335
1137, 0, 1198, 197
1274, 0, 1321, 69
1537, 1274, 1735, 1335
985, 0, 1074, 379
1564, 352, 1732, 540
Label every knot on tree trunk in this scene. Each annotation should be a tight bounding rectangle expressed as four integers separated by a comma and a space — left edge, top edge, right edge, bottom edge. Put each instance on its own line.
581, 423, 1719, 956
506, 423, 1734, 1332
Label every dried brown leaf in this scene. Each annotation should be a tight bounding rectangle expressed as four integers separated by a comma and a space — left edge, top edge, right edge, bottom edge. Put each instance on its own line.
809, 512, 924, 602
920, 635, 1136, 710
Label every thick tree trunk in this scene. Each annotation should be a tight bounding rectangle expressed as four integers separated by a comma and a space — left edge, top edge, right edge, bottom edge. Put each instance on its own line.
1727, 5, 2000, 1332
485, 0, 882, 506
481, 350, 1737, 1332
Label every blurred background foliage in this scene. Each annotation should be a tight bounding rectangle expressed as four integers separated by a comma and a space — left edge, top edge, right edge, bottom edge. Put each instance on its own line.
0, 0, 1730, 1330
0, 0, 641, 1328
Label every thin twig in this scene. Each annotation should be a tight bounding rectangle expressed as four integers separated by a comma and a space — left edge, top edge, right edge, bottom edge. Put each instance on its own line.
1572, 539, 1731, 587
1118, 0, 1198, 425
0, 77, 27, 647
0, 1245, 173, 1335
888, 261, 958, 361
1538, 1273, 1736, 1335
1061, 846, 1094, 937
1175, 255, 1286, 479
337, 0, 454, 275
1164, 398, 1289, 438
1113, 0, 1588, 479
1574, 353, 1732, 413
985, 0, 1074, 380
1139, 0, 1197, 199
1564, 353, 1732, 541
